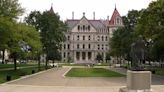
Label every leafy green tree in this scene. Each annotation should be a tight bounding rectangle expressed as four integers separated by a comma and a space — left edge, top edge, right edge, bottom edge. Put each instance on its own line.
109, 10, 140, 65
8, 23, 42, 70
25, 10, 66, 69
134, 0, 164, 66
0, 0, 24, 64
0, 0, 24, 19
105, 52, 111, 63
96, 53, 103, 63
0, 17, 13, 64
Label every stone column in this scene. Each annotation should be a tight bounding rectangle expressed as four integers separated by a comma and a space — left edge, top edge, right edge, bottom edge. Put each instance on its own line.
86, 52, 88, 63
75, 51, 77, 63
80, 52, 82, 61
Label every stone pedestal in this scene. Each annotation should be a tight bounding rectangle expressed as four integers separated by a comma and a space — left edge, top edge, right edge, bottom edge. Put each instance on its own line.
119, 70, 152, 92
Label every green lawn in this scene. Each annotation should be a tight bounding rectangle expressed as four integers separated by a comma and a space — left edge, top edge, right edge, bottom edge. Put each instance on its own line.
65, 68, 125, 77
0, 66, 47, 83
0, 64, 39, 69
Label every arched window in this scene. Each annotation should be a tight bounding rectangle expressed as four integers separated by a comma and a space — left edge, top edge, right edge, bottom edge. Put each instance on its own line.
67, 36, 70, 40
83, 35, 85, 40
117, 17, 120, 24
83, 25, 85, 31
97, 36, 100, 41
88, 25, 90, 31
105, 36, 108, 41
78, 25, 80, 30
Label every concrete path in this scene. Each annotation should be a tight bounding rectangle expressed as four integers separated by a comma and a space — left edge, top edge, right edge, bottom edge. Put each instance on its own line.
0, 67, 164, 92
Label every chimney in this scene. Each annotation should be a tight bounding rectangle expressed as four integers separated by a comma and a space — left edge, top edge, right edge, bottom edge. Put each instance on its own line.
72, 11, 74, 20
107, 16, 109, 21
83, 12, 85, 17
93, 12, 95, 20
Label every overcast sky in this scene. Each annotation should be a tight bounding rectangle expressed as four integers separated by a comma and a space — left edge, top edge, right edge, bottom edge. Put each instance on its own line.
18, 0, 154, 21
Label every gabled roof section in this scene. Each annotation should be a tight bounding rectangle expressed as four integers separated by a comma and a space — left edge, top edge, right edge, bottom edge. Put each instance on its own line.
66, 16, 107, 31
109, 7, 121, 25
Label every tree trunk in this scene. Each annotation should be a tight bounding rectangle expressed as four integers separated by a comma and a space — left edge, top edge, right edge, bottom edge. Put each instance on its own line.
2, 49, 5, 64
45, 60, 48, 69
14, 58, 17, 70
38, 57, 41, 71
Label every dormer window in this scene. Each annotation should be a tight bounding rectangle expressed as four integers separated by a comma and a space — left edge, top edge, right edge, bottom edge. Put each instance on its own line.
83, 25, 85, 31
78, 25, 80, 30
88, 25, 90, 31
116, 17, 120, 24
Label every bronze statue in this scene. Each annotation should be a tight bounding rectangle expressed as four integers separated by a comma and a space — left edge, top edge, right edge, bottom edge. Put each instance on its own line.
130, 35, 145, 70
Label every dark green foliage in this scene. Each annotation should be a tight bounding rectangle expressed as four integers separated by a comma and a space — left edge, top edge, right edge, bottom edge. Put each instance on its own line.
96, 53, 103, 63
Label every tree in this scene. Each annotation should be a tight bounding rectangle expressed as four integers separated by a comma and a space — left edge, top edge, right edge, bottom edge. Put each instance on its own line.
25, 10, 66, 69
0, 17, 13, 64
0, 0, 24, 19
134, 0, 164, 66
0, 0, 24, 64
109, 10, 140, 65
8, 23, 42, 70
105, 52, 111, 63
96, 53, 103, 63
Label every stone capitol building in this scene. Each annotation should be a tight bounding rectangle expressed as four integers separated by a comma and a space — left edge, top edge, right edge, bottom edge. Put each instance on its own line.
61, 7, 123, 64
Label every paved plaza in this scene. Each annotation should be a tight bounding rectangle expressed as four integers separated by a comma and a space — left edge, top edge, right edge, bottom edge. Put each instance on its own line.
0, 67, 164, 92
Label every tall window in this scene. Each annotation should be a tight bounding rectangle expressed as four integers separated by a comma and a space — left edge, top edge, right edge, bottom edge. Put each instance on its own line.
64, 44, 66, 50
102, 36, 104, 41
68, 36, 70, 40
117, 17, 120, 24
77, 44, 79, 49
88, 52, 92, 60
77, 35, 79, 40
88, 35, 91, 40
88, 44, 91, 49
83, 44, 85, 49
98, 44, 100, 50
106, 36, 108, 41
76, 52, 80, 60
64, 52, 66, 58
78, 25, 80, 30
97, 36, 100, 41
82, 52, 86, 60
88, 25, 90, 31
83, 36, 85, 40
83, 25, 85, 31
68, 44, 70, 49
102, 44, 104, 50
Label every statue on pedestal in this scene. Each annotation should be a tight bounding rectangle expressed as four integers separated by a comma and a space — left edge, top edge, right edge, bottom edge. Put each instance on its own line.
130, 35, 145, 70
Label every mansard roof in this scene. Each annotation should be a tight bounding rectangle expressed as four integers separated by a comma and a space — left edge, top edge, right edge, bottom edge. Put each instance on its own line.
66, 19, 107, 30
109, 7, 121, 25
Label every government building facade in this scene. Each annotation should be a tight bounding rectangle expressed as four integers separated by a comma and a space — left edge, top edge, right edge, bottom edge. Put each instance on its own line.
61, 7, 123, 64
